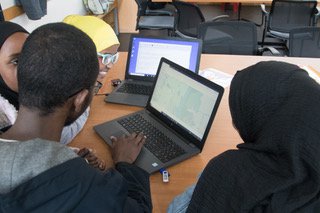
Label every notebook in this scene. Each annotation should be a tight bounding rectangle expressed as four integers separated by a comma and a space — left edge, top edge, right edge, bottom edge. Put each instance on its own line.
105, 35, 202, 107
94, 58, 224, 174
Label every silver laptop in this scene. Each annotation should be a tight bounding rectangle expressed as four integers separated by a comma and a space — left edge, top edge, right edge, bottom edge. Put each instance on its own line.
95, 58, 224, 174
105, 35, 202, 107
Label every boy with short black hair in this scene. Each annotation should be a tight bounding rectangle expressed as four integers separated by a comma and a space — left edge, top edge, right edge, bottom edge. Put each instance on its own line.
0, 23, 151, 212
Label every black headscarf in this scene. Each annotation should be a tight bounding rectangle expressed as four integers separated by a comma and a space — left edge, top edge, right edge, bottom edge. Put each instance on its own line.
0, 21, 28, 109
187, 61, 320, 212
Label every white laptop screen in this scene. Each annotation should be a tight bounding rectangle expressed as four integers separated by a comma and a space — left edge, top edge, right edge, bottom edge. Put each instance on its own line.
150, 62, 219, 140
128, 37, 201, 77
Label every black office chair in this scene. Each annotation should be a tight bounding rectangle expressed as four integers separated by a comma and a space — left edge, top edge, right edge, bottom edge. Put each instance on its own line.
146, 0, 175, 16
134, 0, 175, 33
198, 21, 280, 55
172, 1, 228, 38
288, 27, 320, 57
261, 0, 320, 46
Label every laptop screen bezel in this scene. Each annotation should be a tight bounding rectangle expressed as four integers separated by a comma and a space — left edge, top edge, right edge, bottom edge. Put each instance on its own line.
145, 58, 224, 151
124, 35, 203, 82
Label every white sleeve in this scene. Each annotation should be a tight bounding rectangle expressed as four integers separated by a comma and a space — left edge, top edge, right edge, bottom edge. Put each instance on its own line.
0, 95, 17, 129
60, 107, 90, 145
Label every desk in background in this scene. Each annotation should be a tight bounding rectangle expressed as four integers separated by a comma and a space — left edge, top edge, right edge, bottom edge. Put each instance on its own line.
152, 0, 271, 3
151, 0, 320, 21
151, 0, 272, 23
69, 53, 320, 213
152, 0, 320, 3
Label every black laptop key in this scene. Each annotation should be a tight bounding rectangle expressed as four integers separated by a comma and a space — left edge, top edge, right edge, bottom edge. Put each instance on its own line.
117, 114, 186, 163
117, 83, 152, 95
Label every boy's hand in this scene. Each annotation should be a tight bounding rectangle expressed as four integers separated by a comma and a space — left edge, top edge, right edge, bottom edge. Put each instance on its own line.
78, 147, 106, 171
111, 132, 146, 164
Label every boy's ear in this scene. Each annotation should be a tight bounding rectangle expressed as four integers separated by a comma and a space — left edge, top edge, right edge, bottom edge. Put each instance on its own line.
73, 89, 90, 113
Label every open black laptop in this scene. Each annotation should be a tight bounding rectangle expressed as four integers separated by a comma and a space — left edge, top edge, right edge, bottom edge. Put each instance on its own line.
105, 35, 202, 107
95, 58, 224, 174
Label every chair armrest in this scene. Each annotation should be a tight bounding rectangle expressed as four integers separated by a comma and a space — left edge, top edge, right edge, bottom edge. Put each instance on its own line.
260, 4, 269, 27
210, 15, 229, 22
258, 46, 282, 56
314, 7, 320, 25
260, 4, 269, 15
315, 7, 320, 16
175, 30, 198, 39
146, 9, 173, 16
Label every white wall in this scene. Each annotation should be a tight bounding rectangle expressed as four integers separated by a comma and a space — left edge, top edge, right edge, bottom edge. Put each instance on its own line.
3, 0, 87, 32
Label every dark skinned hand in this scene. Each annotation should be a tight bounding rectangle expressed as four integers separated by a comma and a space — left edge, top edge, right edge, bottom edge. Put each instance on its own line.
77, 147, 106, 171
111, 132, 146, 164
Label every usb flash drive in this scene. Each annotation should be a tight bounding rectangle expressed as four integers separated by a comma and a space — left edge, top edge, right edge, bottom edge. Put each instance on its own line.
162, 170, 169, 183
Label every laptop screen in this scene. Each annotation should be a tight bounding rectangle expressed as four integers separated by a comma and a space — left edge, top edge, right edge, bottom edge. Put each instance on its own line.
150, 61, 220, 141
127, 36, 201, 77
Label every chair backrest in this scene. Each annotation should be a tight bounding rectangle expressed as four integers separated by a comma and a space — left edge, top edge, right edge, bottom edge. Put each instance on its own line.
135, 0, 148, 17
289, 27, 320, 57
147, 0, 166, 10
198, 21, 257, 55
172, 1, 205, 37
269, 0, 318, 33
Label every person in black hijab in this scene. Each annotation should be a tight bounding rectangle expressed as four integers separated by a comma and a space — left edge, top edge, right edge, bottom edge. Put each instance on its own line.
0, 22, 28, 110
0, 22, 28, 132
186, 61, 320, 212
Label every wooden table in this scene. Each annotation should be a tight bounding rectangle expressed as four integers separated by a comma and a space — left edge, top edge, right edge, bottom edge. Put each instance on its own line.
152, 0, 271, 24
151, 0, 320, 22
153, 0, 318, 3
69, 52, 320, 213
152, 0, 271, 3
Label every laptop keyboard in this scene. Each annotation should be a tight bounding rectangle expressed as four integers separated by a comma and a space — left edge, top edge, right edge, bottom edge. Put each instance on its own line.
117, 83, 152, 95
117, 114, 186, 163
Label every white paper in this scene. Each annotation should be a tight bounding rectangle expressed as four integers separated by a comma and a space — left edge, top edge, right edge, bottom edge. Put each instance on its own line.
199, 68, 234, 88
